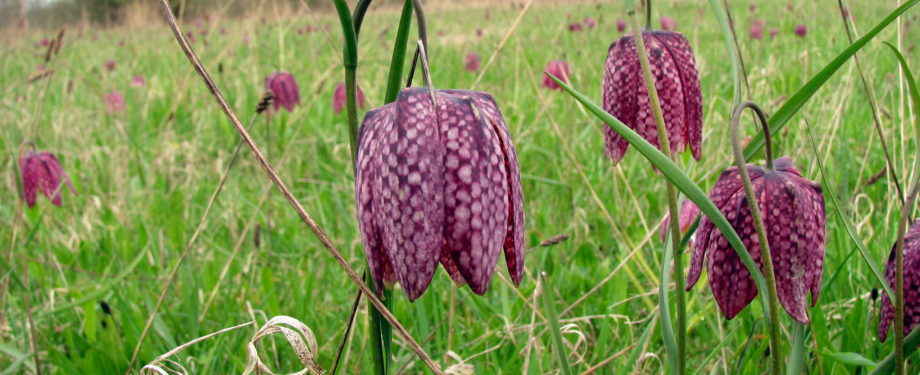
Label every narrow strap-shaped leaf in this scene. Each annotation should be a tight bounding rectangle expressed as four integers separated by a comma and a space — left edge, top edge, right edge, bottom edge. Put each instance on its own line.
744, 0, 920, 161
618, 313, 657, 375
883, 43, 920, 125
549, 74, 772, 319
384, 0, 413, 104
803, 122, 895, 301
659, 232, 679, 375
786, 322, 807, 375
540, 272, 574, 375
332, 0, 358, 69
869, 327, 920, 374
708, 0, 741, 106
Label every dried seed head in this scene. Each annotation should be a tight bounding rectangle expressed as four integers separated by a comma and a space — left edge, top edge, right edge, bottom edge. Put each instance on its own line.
686, 157, 826, 324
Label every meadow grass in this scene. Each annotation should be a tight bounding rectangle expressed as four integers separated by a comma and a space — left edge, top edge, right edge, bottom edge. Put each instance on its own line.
2, 0, 920, 373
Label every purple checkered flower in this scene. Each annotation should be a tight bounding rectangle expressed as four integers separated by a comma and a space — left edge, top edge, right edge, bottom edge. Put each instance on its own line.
617, 19, 627, 33
465, 53, 481, 72
19, 151, 77, 208
333, 82, 367, 115
879, 219, 920, 342
795, 24, 807, 37
543, 60, 570, 91
265, 72, 301, 112
355, 87, 525, 301
686, 157, 826, 324
660, 16, 677, 31
104, 90, 125, 114
602, 30, 703, 164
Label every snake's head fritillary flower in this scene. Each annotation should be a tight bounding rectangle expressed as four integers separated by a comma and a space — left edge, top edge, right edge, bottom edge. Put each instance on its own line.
602, 30, 703, 164
750, 24, 763, 40
104, 60, 116, 72
879, 219, 920, 342
19, 151, 77, 208
795, 24, 807, 37
617, 19, 627, 32
659, 200, 701, 243
104, 90, 125, 114
465, 53, 481, 72
686, 157, 826, 324
584, 17, 597, 29
749, 4, 757, 12
660, 16, 677, 31
40, 38, 50, 47
568, 22, 584, 32
131, 75, 146, 88
355, 87, 525, 301
265, 72, 301, 112
333, 82, 367, 115
542, 60, 570, 91
769, 28, 778, 38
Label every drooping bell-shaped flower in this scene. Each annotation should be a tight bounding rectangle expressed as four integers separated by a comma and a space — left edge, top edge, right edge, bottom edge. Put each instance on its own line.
332, 82, 367, 115
355, 87, 525, 301
265, 72, 301, 112
568, 22, 584, 32
769, 28, 778, 38
584, 17, 597, 29
602, 30, 702, 164
686, 157, 826, 324
465, 53, 481, 72
616, 19, 627, 33
878, 219, 920, 342
659, 199, 700, 243
749, 24, 763, 40
660, 16, 677, 31
104, 60, 116, 72
19, 151, 77, 208
131, 75, 146, 88
104, 90, 125, 114
795, 24, 807, 37
542, 60, 570, 91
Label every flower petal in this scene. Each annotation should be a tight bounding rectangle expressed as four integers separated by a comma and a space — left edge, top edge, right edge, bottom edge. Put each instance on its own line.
687, 166, 742, 290
602, 36, 639, 163
437, 92, 509, 295
880, 219, 920, 341
356, 105, 398, 294
637, 33, 685, 158
651, 31, 703, 160
19, 155, 40, 208
445, 90, 526, 285
376, 87, 446, 302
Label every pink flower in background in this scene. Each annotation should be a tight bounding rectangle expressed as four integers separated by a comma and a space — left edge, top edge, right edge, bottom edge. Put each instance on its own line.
465, 53, 481, 72
131, 75, 146, 88
749, 24, 763, 40
660, 16, 676, 31
617, 19, 627, 32
749, 4, 756, 12
542, 60, 570, 91
786, 2, 794, 11
104, 60, 116, 72
243, 32, 250, 46
186, 30, 196, 42
584, 17, 597, 29
333, 82, 367, 115
265, 72, 301, 112
769, 28, 778, 38
40, 38, 50, 47
659, 200, 701, 243
104, 90, 125, 114
38, 64, 46, 71
795, 24, 807, 37
19, 151, 77, 208
476, 28, 483, 37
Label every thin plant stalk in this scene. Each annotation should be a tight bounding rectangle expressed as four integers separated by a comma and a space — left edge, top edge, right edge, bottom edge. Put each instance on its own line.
540, 272, 574, 375
787, 322, 806, 375
730, 101, 783, 375
625, 2, 685, 373
384, 0, 413, 103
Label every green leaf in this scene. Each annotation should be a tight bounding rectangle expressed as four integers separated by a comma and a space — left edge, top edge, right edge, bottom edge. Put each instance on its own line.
619, 314, 657, 375
744, 0, 920, 161
708, 0, 742, 106
803, 122, 895, 301
787, 323, 808, 375
869, 327, 920, 374
38, 247, 147, 317
658, 233, 679, 375
384, 0, 413, 104
549, 74, 772, 318
332, 0, 358, 69
883, 42, 920, 136
540, 272, 574, 375
821, 351, 878, 368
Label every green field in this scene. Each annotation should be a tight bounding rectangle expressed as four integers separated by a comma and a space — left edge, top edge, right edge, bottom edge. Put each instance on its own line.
2, 0, 920, 373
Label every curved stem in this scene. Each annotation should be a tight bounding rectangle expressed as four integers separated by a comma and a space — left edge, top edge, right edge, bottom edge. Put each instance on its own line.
730, 101, 782, 375
409, 0, 428, 56
352, 0, 373, 39
626, 3, 684, 373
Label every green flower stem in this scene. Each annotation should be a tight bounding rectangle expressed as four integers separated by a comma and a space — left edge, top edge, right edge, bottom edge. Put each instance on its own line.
384, 0, 413, 103
730, 101, 782, 375
626, 3, 685, 374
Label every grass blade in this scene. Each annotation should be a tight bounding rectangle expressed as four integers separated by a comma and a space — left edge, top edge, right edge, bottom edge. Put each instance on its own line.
803, 122, 895, 300
708, 0, 741, 106
658, 233, 678, 375
868, 327, 920, 374
743, 0, 920, 161
540, 272, 574, 375
383, 0, 413, 104
787, 322, 807, 375
549, 74, 772, 317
